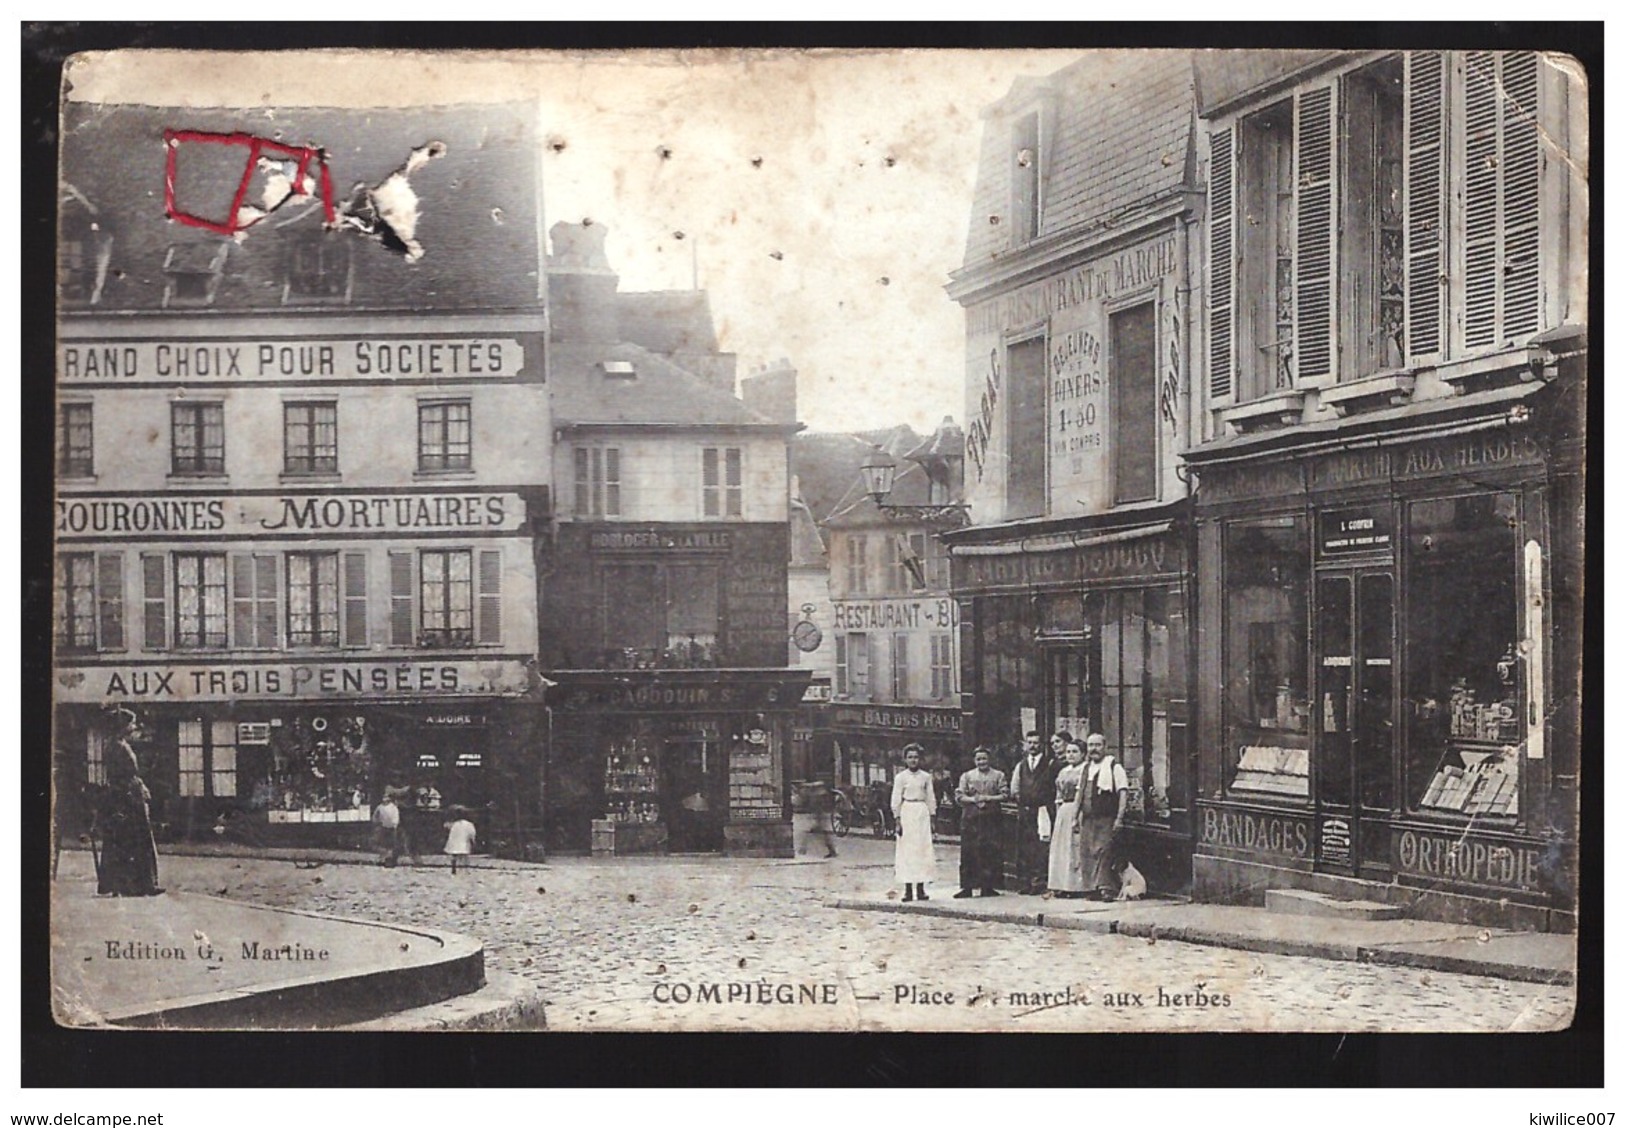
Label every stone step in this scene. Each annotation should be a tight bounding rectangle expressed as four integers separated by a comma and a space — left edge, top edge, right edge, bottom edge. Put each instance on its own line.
1264, 888, 1406, 921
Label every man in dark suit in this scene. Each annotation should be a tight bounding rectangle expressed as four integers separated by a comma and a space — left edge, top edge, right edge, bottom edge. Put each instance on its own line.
1006, 730, 1058, 894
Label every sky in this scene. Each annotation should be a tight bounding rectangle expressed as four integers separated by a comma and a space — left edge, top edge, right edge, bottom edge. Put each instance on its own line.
66, 47, 1078, 433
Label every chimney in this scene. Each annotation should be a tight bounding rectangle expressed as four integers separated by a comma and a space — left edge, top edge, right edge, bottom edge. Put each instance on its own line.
740, 357, 798, 425
546, 221, 620, 343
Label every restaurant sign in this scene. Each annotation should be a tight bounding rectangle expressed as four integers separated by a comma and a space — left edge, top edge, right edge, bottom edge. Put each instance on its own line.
59, 337, 529, 384
952, 533, 1181, 593
829, 705, 963, 734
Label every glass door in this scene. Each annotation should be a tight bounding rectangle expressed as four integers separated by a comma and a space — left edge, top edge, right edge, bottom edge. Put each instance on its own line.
1314, 570, 1395, 875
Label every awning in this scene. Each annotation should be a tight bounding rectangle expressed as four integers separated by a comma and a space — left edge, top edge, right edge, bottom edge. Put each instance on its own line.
950, 521, 1173, 557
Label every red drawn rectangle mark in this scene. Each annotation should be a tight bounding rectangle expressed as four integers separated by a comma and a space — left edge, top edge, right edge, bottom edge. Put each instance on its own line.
163, 129, 337, 236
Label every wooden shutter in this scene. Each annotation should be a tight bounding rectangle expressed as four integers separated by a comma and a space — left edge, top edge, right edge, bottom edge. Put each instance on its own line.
231, 554, 276, 648
342, 551, 368, 647
476, 548, 502, 645
141, 554, 167, 650
96, 552, 125, 650
389, 551, 415, 646
1499, 51, 1541, 339
1405, 50, 1447, 361
1208, 126, 1235, 400
834, 635, 848, 697
1464, 50, 1543, 350
1295, 86, 1335, 381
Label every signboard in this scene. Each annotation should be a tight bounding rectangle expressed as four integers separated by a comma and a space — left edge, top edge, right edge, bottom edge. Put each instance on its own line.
547, 675, 807, 714
58, 337, 529, 384
1319, 816, 1353, 866
951, 532, 1182, 594
1394, 828, 1545, 893
828, 705, 962, 734
831, 598, 957, 631
589, 529, 733, 552
1317, 508, 1394, 557
55, 491, 527, 539
1197, 803, 1312, 859
1310, 432, 1544, 492
53, 658, 533, 703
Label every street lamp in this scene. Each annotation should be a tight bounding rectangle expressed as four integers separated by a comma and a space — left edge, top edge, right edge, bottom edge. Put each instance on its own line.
860, 445, 971, 528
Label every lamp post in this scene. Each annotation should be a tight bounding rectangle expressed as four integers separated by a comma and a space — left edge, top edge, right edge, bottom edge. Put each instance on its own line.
860, 445, 971, 528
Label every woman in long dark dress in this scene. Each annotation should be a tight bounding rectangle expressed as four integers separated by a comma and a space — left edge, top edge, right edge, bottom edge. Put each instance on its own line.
97, 713, 162, 897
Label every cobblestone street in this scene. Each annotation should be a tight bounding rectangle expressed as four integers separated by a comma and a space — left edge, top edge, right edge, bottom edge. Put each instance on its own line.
133, 839, 1573, 1034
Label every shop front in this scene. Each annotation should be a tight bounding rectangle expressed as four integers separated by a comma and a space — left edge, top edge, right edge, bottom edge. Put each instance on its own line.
542, 669, 812, 857
829, 702, 965, 833
1189, 392, 1579, 930
52, 656, 542, 855
947, 513, 1195, 889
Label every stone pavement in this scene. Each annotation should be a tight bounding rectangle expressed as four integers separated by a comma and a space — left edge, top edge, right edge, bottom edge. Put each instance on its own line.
51, 853, 509, 1029
84, 838, 1577, 1033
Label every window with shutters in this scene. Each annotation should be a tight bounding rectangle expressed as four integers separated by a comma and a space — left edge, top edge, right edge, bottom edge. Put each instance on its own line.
844, 534, 869, 596
847, 632, 871, 701
142, 555, 168, 650
701, 446, 743, 518
890, 634, 910, 700
283, 402, 338, 474
420, 548, 474, 646
55, 553, 98, 651
174, 552, 228, 650
232, 554, 278, 649
1210, 51, 1549, 413
477, 549, 503, 645
418, 400, 472, 472
58, 402, 94, 477
286, 552, 339, 647
930, 633, 955, 700
171, 401, 225, 475
389, 551, 415, 646
1341, 57, 1406, 379
834, 634, 849, 697
574, 445, 621, 517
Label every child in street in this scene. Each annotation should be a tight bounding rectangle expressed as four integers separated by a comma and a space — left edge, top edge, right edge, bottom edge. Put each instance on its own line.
443, 806, 477, 874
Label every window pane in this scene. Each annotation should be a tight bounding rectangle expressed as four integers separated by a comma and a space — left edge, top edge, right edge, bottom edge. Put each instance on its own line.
1111, 302, 1158, 504
1406, 494, 1520, 815
1224, 517, 1309, 798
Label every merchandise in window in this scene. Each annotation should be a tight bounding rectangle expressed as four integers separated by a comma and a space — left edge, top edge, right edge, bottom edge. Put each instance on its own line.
1224, 517, 1310, 798
1406, 493, 1521, 817
418, 401, 472, 472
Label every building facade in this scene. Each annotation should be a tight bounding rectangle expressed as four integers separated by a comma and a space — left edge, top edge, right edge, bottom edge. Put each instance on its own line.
1186, 50, 1586, 929
944, 53, 1201, 888
819, 424, 965, 814
539, 224, 808, 857
54, 104, 550, 852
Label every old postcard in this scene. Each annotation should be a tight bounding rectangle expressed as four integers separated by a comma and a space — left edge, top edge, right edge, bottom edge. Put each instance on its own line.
47, 44, 1585, 1035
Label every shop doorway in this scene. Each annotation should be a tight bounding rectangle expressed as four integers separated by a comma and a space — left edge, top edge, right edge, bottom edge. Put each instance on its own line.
1314, 569, 1394, 876
664, 734, 724, 853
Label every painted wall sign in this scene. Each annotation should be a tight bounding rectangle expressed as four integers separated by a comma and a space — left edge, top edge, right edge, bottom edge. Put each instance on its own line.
55, 492, 526, 539
58, 337, 528, 383
1310, 433, 1544, 492
1198, 804, 1311, 858
831, 598, 957, 632
829, 705, 963, 734
966, 345, 1002, 483
1317, 509, 1394, 556
963, 236, 1179, 337
53, 658, 533, 703
547, 677, 802, 714
1197, 463, 1307, 505
588, 529, 733, 552
1394, 828, 1545, 892
952, 534, 1182, 594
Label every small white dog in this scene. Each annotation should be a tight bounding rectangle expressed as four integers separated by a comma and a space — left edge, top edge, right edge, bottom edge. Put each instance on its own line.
1115, 861, 1147, 901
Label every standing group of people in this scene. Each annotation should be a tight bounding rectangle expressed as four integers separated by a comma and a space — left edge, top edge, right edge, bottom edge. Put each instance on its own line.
372, 783, 478, 871
889, 731, 1135, 902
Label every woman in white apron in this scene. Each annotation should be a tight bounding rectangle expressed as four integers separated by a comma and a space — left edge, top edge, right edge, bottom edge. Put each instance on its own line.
891, 743, 936, 901
1047, 741, 1087, 896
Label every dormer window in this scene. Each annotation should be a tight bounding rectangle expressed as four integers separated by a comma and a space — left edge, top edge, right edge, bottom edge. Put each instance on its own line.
162, 242, 229, 308
1011, 111, 1042, 243
284, 230, 352, 303
600, 360, 637, 380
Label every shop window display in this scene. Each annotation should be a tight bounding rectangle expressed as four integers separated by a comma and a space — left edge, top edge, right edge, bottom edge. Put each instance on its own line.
263, 715, 372, 822
1406, 493, 1521, 817
1224, 516, 1310, 798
